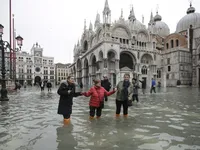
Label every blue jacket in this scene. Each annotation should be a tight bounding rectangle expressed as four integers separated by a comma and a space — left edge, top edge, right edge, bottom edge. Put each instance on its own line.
152, 80, 156, 87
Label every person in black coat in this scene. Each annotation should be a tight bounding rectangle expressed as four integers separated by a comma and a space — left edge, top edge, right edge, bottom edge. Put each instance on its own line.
46, 81, 52, 92
57, 76, 82, 124
101, 75, 111, 102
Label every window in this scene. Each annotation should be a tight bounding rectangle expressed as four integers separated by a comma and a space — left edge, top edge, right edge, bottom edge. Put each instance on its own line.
137, 52, 140, 59
171, 40, 174, 48
153, 42, 156, 48
168, 66, 171, 72
157, 70, 161, 78
166, 43, 169, 49
199, 53, 200, 60
154, 54, 156, 61
167, 58, 170, 64
166, 74, 169, 79
44, 70, 48, 75
50, 71, 54, 75
50, 76, 54, 79
176, 39, 179, 47
141, 66, 148, 75
180, 65, 184, 71
123, 39, 125, 44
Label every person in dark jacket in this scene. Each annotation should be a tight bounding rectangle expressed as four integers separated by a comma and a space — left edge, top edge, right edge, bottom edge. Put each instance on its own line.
132, 79, 140, 102
57, 76, 82, 124
139, 78, 146, 94
46, 81, 52, 92
40, 81, 45, 91
101, 75, 111, 102
115, 74, 133, 117
79, 82, 83, 89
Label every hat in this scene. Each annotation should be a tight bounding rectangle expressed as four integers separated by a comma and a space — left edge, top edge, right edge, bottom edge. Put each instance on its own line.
93, 79, 101, 85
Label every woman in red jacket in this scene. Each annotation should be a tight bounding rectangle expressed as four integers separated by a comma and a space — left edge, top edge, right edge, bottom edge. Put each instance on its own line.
82, 79, 116, 119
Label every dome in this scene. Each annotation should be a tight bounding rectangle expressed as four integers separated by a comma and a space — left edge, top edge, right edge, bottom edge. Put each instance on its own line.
153, 21, 170, 37
176, 4, 200, 33
154, 14, 162, 22
152, 12, 170, 37
127, 19, 146, 31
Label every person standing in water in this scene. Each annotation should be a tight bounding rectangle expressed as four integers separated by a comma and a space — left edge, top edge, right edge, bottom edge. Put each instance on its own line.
82, 79, 116, 119
57, 76, 82, 124
115, 74, 133, 117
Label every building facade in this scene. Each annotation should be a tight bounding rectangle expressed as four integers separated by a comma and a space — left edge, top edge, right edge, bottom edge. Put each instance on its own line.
69, 0, 200, 88
55, 63, 71, 85
16, 43, 55, 85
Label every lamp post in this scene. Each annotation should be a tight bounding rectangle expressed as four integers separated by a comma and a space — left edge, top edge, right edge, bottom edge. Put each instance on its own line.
0, 24, 23, 101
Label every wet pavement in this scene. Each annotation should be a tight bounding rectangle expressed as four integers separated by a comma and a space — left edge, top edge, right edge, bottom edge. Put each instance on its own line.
0, 87, 200, 150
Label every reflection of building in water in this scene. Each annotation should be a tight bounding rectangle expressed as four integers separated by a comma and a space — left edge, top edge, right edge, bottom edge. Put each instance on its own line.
69, 0, 200, 87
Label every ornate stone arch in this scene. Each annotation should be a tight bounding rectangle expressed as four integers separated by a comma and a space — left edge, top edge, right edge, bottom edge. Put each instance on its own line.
90, 35, 95, 47
107, 49, 117, 59
82, 40, 88, 53
76, 59, 82, 71
98, 50, 103, 61
96, 27, 103, 41
137, 29, 150, 42
119, 51, 136, 70
89, 53, 97, 65
112, 24, 131, 39
141, 53, 153, 64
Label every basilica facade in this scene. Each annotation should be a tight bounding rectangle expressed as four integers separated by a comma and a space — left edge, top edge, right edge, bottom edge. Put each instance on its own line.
69, 0, 200, 88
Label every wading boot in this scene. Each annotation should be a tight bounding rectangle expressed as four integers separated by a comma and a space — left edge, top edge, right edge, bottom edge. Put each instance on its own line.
123, 114, 128, 117
63, 118, 70, 125
96, 116, 101, 119
89, 116, 94, 120
115, 114, 120, 117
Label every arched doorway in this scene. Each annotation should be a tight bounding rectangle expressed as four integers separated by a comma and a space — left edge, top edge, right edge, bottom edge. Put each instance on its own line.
107, 51, 116, 70
77, 59, 82, 84
107, 50, 116, 86
119, 52, 136, 70
34, 76, 41, 85
91, 55, 97, 78
84, 58, 89, 86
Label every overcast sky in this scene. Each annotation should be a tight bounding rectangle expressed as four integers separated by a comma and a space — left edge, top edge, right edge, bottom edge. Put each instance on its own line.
0, 0, 200, 63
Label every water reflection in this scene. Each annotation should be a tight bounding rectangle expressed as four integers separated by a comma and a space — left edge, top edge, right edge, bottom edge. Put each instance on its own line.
56, 124, 77, 150
0, 87, 200, 150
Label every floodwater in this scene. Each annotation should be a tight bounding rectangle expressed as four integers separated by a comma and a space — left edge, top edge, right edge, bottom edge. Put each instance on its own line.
0, 87, 200, 150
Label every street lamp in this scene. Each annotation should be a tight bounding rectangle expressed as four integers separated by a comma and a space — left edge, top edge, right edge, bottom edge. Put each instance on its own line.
0, 24, 23, 101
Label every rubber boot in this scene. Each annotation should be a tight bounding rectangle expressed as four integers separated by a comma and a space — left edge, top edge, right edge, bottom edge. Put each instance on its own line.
96, 116, 101, 119
116, 114, 120, 117
63, 118, 70, 125
89, 116, 94, 119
